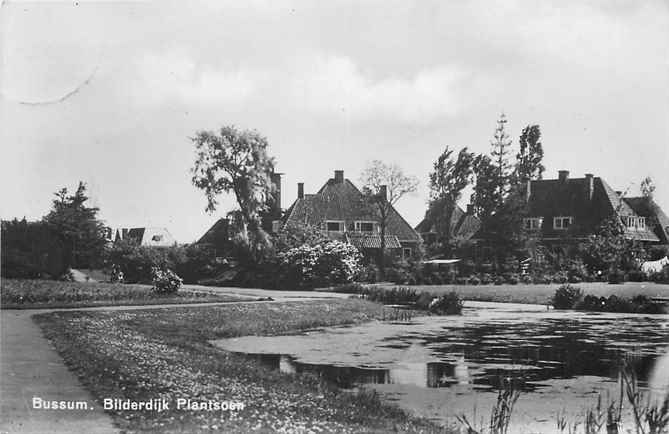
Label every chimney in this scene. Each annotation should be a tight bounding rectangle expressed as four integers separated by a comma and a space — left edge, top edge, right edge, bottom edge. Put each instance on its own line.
525, 179, 532, 203
379, 185, 388, 201
297, 182, 304, 199
466, 204, 474, 214
558, 170, 569, 183
334, 170, 344, 184
270, 172, 282, 212
585, 173, 594, 200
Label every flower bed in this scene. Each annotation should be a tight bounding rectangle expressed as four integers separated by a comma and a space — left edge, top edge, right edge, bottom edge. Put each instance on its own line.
0, 279, 240, 309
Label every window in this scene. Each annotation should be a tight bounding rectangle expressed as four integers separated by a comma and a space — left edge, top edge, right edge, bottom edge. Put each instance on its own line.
354, 221, 377, 233
403, 248, 413, 259
151, 235, 163, 242
553, 216, 573, 230
523, 217, 543, 231
622, 216, 645, 230
325, 221, 345, 232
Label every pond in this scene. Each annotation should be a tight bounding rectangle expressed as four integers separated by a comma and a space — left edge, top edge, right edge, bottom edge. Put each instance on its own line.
211, 301, 669, 433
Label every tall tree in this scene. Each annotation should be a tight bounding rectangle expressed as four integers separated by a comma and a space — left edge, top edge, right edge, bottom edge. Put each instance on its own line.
43, 182, 107, 269
490, 113, 514, 202
191, 125, 276, 263
515, 124, 545, 182
470, 154, 499, 222
428, 146, 475, 202
424, 147, 474, 252
360, 160, 419, 274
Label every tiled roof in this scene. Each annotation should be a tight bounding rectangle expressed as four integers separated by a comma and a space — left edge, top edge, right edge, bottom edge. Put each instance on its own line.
345, 233, 402, 249
415, 203, 480, 241
623, 197, 669, 243
283, 178, 421, 242
454, 213, 482, 240
523, 175, 662, 241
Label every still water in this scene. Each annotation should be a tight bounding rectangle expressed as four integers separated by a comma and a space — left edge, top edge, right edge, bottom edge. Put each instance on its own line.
212, 302, 669, 432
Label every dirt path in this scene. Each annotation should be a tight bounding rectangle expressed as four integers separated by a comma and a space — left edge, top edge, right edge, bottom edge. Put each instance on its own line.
0, 287, 350, 433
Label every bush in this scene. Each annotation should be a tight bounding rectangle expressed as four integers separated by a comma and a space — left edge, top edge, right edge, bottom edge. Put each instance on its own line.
479, 273, 493, 285
626, 269, 648, 282
151, 267, 182, 293
520, 274, 533, 284
277, 241, 363, 290
503, 273, 519, 285
469, 275, 481, 285
552, 284, 583, 309
573, 293, 665, 314
415, 292, 435, 310
552, 271, 569, 284
607, 269, 626, 284
428, 291, 463, 315
493, 276, 504, 285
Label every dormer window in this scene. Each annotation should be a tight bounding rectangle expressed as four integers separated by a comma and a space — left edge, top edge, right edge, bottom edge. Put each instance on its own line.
622, 216, 645, 230
354, 221, 378, 233
325, 220, 345, 232
523, 217, 543, 231
553, 216, 573, 230
151, 235, 163, 242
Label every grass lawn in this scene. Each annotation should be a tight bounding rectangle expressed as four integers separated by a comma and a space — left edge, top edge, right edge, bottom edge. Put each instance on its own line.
373, 282, 669, 305
0, 279, 249, 309
34, 299, 446, 433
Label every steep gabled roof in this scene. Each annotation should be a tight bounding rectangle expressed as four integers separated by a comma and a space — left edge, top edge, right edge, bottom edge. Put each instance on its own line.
415, 203, 480, 241
283, 178, 421, 242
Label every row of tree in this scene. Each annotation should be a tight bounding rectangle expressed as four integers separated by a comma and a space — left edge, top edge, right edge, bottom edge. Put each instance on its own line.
2, 183, 108, 278
423, 114, 545, 257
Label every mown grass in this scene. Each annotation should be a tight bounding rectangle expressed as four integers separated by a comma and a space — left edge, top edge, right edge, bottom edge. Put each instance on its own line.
0, 279, 245, 309
373, 282, 669, 305
33, 299, 448, 433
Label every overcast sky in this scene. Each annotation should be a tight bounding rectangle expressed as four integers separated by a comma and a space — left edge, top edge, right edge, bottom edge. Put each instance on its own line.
1, 0, 668, 243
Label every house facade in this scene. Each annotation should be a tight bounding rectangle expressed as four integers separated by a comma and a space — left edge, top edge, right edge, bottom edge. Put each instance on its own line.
520, 170, 662, 244
282, 170, 422, 259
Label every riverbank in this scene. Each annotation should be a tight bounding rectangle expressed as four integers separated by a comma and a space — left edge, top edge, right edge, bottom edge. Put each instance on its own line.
370, 281, 669, 305
33, 299, 447, 433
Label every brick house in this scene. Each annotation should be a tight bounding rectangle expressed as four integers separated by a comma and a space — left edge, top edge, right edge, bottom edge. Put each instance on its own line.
282, 170, 422, 259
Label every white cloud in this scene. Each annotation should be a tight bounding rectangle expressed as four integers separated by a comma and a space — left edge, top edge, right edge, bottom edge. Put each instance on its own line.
295, 55, 467, 124
136, 52, 258, 106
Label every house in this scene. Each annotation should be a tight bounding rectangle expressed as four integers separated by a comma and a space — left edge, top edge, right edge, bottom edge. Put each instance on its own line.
114, 227, 177, 247
520, 170, 661, 243
415, 204, 481, 246
195, 170, 283, 256
282, 170, 422, 259
195, 218, 233, 257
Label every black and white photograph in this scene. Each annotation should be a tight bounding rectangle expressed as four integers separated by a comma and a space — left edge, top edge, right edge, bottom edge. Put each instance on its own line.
1, 1, 669, 433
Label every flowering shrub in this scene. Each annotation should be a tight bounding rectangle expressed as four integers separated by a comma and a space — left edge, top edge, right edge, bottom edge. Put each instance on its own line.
151, 267, 183, 293
277, 241, 362, 289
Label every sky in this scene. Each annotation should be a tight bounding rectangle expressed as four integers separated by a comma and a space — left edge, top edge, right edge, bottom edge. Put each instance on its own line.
1, 0, 668, 243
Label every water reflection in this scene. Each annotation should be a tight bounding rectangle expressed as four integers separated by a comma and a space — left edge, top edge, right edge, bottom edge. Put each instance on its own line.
228, 309, 669, 394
